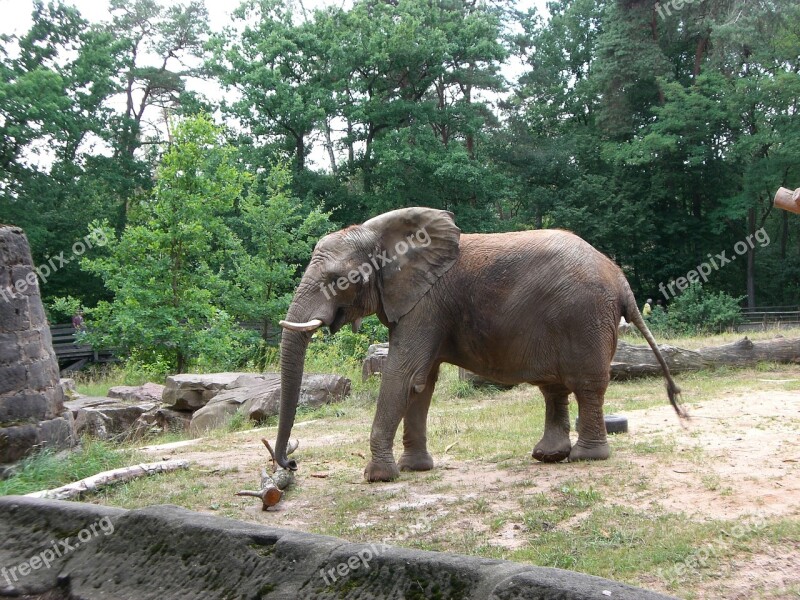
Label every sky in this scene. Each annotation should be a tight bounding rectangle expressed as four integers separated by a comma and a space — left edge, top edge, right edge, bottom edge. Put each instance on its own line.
0, 0, 550, 37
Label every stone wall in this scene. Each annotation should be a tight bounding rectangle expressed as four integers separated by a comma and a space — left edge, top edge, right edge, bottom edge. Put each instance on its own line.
0, 225, 75, 471
0, 496, 677, 599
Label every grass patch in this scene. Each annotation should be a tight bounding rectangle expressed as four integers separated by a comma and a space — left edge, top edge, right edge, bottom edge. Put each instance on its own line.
0, 439, 140, 496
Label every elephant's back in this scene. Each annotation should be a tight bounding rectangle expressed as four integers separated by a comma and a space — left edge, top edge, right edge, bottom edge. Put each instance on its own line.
438, 229, 624, 382
457, 229, 620, 282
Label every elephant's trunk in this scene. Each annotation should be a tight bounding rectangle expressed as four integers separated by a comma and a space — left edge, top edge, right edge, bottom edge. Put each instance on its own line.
275, 315, 314, 470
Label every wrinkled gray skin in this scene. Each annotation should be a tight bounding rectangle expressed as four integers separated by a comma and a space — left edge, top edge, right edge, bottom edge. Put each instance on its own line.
276, 207, 685, 482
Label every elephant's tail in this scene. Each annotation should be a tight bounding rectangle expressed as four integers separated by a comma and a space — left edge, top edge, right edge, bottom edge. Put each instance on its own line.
622, 289, 689, 421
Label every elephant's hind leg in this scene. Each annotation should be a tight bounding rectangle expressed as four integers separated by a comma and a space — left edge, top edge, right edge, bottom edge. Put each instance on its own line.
533, 383, 572, 463
398, 365, 440, 472
568, 382, 610, 461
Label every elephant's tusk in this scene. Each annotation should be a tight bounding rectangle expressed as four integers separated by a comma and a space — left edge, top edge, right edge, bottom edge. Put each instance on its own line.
279, 318, 324, 332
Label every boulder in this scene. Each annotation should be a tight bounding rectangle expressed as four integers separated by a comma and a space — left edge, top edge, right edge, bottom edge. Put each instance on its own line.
0, 497, 677, 600
68, 397, 156, 441
162, 372, 250, 411
362, 342, 389, 381
108, 382, 165, 404
59, 378, 80, 399
73, 409, 111, 440
131, 407, 191, 439
189, 373, 351, 435
0, 414, 75, 464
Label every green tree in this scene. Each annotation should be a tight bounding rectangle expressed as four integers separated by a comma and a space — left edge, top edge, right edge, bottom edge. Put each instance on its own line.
83, 115, 250, 373
0, 2, 123, 306
227, 163, 332, 341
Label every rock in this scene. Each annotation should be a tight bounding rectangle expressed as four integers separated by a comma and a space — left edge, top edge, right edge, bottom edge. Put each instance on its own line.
69, 398, 156, 441
0, 497, 677, 600
0, 413, 75, 464
60, 378, 80, 399
162, 372, 251, 411
73, 409, 112, 440
0, 225, 75, 464
108, 382, 165, 404
189, 373, 351, 435
131, 407, 191, 439
362, 342, 389, 381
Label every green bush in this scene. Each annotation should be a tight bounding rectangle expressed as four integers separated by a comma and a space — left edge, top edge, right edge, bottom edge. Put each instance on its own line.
641, 284, 744, 337
666, 284, 744, 334
306, 315, 388, 373
46, 296, 82, 323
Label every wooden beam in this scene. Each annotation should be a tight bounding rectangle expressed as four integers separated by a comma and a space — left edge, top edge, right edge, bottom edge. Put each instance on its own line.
773, 187, 800, 214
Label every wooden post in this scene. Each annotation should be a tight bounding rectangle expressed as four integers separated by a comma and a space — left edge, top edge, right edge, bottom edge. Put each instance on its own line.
773, 187, 800, 214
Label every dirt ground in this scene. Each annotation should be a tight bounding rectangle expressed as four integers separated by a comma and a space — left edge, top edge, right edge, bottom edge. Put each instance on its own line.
140, 382, 800, 599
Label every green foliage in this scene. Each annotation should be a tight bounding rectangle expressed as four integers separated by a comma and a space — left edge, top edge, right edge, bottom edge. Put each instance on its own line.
46, 295, 83, 323
666, 284, 744, 335
306, 315, 388, 373
223, 411, 252, 433
81, 115, 252, 373
641, 285, 743, 337
3, 0, 800, 378
226, 162, 333, 335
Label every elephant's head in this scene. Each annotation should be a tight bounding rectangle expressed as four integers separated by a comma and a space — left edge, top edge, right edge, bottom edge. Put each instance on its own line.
274, 207, 461, 469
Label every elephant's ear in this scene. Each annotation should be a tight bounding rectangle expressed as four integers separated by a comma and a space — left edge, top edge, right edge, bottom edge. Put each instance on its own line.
363, 207, 461, 323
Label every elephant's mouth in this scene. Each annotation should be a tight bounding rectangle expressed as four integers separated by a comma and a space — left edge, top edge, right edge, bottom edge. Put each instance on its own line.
328, 308, 348, 334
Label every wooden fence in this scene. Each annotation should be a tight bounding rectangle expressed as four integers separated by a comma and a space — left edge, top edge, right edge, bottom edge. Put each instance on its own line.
739, 306, 800, 331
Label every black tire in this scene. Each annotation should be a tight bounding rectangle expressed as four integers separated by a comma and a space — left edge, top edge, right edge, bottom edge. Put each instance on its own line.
575, 414, 629, 435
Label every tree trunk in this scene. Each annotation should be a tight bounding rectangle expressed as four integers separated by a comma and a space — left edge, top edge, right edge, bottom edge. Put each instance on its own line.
323, 119, 337, 174
747, 207, 756, 308
781, 209, 789, 259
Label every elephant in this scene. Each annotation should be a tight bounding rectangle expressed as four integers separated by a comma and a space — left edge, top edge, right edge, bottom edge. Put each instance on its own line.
275, 207, 686, 482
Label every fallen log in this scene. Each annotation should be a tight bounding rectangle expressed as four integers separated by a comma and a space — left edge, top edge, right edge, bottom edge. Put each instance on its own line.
611, 336, 800, 380
25, 460, 189, 500
367, 338, 800, 384
235, 439, 298, 510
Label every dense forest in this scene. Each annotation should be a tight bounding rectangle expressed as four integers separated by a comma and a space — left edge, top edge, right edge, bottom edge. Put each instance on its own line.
1, 0, 798, 370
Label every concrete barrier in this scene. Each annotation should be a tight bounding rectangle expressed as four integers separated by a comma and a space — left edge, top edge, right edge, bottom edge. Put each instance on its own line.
0, 496, 675, 599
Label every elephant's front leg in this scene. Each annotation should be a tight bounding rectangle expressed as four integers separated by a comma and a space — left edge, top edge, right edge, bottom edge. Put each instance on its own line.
533, 383, 572, 462
364, 372, 412, 482
398, 365, 440, 472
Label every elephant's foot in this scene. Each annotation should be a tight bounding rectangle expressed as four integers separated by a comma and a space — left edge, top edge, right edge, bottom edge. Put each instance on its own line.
568, 439, 610, 462
532, 435, 572, 463
364, 459, 400, 482
398, 451, 434, 472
